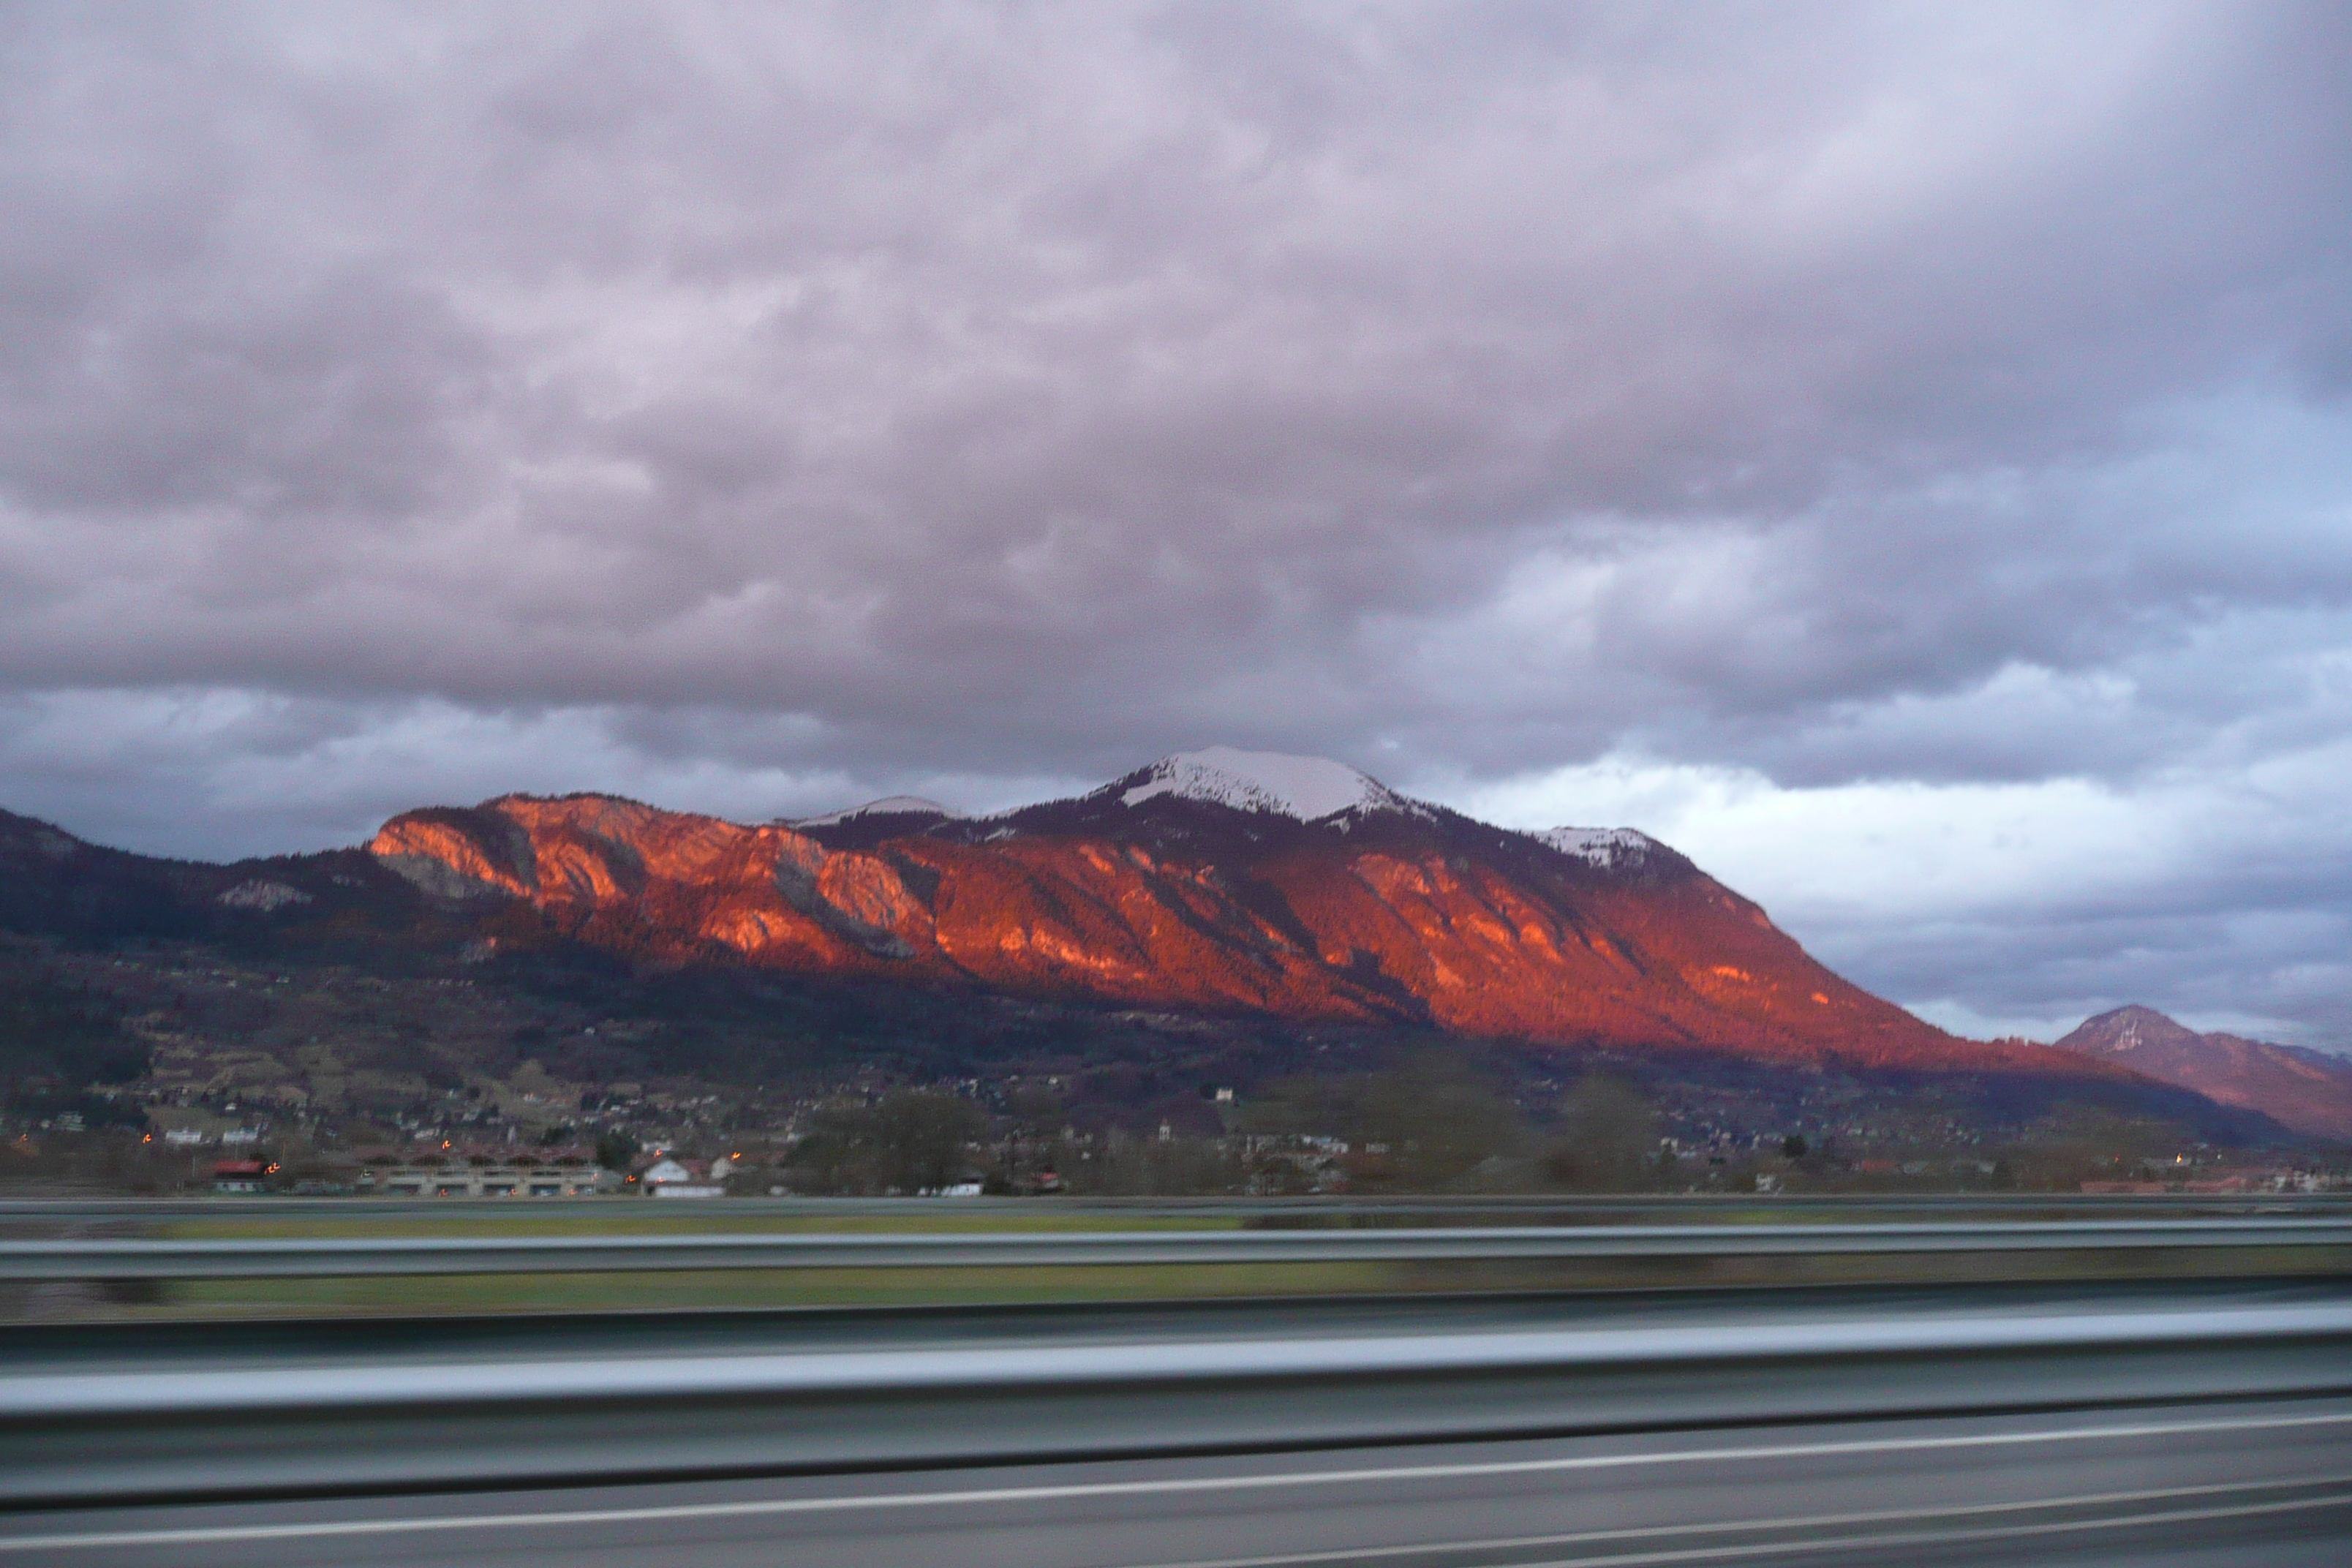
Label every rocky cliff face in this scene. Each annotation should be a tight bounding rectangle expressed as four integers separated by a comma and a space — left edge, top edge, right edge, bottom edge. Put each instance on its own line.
2052, 1005, 2352, 1139
363, 748, 2114, 1077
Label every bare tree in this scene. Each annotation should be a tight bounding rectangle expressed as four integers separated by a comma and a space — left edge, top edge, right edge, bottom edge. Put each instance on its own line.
1543, 1074, 1659, 1191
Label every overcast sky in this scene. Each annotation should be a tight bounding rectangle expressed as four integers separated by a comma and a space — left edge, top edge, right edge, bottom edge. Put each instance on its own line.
4, 2, 2350, 1047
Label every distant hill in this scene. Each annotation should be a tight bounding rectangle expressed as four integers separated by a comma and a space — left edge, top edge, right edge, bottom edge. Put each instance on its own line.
0, 805, 428, 952
2051, 1006, 2352, 1141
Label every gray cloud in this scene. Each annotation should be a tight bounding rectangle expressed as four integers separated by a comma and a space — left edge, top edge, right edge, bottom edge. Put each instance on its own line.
4, 1, 2351, 1040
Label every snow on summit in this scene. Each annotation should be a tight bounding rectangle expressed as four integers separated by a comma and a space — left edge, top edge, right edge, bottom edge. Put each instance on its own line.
791, 796, 961, 828
1537, 826, 1662, 867
1116, 746, 1417, 821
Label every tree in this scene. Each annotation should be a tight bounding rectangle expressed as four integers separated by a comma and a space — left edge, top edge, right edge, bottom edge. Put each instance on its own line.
1543, 1074, 1659, 1191
865, 1090, 985, 1192
1353, 1061, 1529, 1191
786, 1090, 986, 1194
1237, 1058, 1529, 1192
593, 1129, 639, 1172
2000, 1107, 2196, 1191
0, 960, 145, 1117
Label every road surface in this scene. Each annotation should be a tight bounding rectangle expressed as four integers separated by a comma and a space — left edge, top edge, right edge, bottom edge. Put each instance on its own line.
9, 1391, 2350, 1566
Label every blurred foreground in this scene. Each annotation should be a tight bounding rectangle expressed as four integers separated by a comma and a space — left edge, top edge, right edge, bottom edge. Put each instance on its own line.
5, 1275, 2351, 1565
7, 1191, 2352, 1322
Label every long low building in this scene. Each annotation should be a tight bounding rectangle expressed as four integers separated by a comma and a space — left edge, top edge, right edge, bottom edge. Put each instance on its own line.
356, 1164, 621, 1197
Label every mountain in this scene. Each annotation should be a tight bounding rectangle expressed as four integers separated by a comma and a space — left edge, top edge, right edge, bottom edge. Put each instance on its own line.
2051, 1006, 2352, 1140
358, 745, 2112, 1078
0, 805, 423, 950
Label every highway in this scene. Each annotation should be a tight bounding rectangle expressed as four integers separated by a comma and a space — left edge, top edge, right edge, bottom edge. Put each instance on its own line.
8, 1393, 2351, 1565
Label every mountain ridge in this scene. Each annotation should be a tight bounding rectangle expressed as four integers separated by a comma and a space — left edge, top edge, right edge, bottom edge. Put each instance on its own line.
0, 750, 2285, 1112
353, 750, 2138, 1081
2051, 1005, 2352, 1139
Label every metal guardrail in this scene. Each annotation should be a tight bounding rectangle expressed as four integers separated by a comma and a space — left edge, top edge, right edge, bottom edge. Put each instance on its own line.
7, 1284, 2351, 1507
25, 1300, 2352, 1420
7, 1217, 2352, 1278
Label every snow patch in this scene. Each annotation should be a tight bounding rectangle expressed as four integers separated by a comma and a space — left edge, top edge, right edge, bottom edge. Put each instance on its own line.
1115, 747, 1422, 822
791, 796, 962, 829
1537, 826, 1662, 867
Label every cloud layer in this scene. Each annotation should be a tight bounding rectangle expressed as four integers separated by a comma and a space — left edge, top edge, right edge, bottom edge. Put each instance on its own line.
3, 3, 2349, 1043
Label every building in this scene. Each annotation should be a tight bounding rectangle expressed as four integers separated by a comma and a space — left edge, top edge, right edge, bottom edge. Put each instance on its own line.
212, 1159, 269, 1194
355, 1163, 617, 1197
641, 1156, 726, 1198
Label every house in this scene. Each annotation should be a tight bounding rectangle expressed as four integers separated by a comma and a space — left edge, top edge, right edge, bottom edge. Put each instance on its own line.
641, 1156, 725, 1198
212, 1159, 270, 1194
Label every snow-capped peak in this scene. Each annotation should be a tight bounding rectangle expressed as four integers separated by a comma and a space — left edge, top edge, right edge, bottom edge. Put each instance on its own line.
1537, 826, 1662, 867
790, 796, 962, 829
1115, 746, 1418, 822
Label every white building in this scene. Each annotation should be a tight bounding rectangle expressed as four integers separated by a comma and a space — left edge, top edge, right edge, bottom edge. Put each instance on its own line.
641, 1156, 726, 1197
